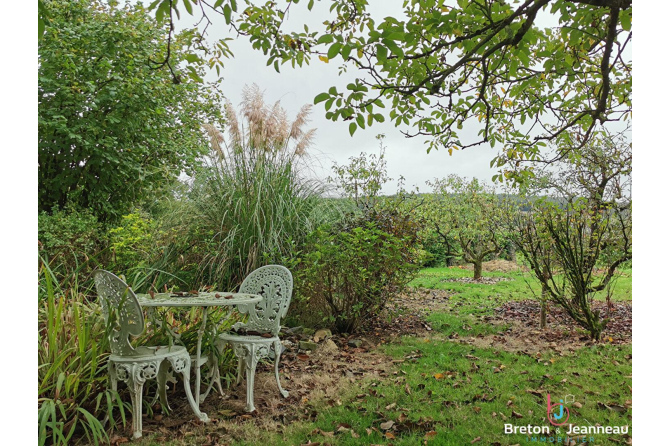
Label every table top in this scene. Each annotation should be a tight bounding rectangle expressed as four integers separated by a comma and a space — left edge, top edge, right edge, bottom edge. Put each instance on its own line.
136, 292, 262, 308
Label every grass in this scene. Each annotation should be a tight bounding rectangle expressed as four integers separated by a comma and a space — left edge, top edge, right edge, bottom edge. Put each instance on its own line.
132, 265, 632, 445
411, 265, 632, 303
289, 339, 632, 446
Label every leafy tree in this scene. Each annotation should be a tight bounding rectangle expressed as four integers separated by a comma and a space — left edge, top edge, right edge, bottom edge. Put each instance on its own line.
38, 0, 223, 222
328, 135, 391, 210
511, 129, 631, 340
145, 0, 632, 178
426, 175, 510, 279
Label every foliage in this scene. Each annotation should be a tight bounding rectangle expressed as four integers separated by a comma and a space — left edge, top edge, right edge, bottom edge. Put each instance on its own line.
328, 135, 391, 210
38, 0, 223, 222
187, 84, 334, 290
38, 262, 127, 446
425, 176, 511, 279
511, 130, 632, 340
38, 206, 107, 283
108, 211, 162, 273
295, 206, 421, 333
148, 0, 632, 179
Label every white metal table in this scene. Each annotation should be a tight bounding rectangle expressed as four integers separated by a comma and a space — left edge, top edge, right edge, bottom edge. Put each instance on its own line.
135, 292, 262, 413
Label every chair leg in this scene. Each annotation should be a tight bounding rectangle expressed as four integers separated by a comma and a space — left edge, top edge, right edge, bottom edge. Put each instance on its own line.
236, 355, 245, 386
244, 349, 258, 412
127, 375, 145, 440
109, 361, 118, 393
273, 340, 288, 398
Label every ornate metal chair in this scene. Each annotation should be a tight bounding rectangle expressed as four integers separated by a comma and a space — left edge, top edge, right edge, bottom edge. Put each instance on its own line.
93, 270, 208, 439
217, 265, 293, 412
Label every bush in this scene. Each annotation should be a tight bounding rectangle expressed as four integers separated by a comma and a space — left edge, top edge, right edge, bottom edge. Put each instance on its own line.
38, 206, 107, 283
108, 211, 161, 272
294, 208, 420, 333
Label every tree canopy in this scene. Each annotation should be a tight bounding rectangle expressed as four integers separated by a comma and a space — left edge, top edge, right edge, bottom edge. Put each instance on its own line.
134, 0, 631, 181
38, 0, 223, 222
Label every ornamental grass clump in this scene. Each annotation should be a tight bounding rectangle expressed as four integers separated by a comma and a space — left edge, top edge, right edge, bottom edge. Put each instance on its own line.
191, 84, 334, 289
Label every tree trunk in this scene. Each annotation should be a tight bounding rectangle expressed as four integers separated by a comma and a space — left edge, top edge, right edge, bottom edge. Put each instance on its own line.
507, 242, 516, 264
540, 291, 547, 329
473, 261, 482, 280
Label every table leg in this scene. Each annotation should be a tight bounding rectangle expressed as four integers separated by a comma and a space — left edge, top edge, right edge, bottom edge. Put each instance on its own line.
194, 307, 208, 407
200, 355, 226, 401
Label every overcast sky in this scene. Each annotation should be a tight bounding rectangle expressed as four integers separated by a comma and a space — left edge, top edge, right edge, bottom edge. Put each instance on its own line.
175, 1, 513, 195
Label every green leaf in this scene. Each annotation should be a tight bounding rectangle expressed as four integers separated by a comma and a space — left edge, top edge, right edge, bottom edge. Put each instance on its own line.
376, 44, 388, 61
317, 34, 334, 45
183, 0, 193, 15
383, 39, 404, 58
356, 114, 365, 128
349, 122, 357, 136
184, 53, 199, 63
341, 44, 352, 60
327, 42, 342, 59
620, 10, 631, 31
223, 4, 232, 24
314, 92, 330, 104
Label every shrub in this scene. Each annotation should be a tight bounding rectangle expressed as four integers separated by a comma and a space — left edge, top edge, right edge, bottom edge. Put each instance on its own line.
108, 211, 162, 272
511, 130, 632, 339
38, 206, 107, 284
294, 208, 420, 333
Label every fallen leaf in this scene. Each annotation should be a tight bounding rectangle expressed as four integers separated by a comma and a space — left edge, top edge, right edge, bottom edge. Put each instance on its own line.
385, 402, 397, 410
433, 373, 444, 379
380, 420, 394, 430
471, 437, 481, 443
425, 431, 438, 439
512, 411, 523, 418
573, 402, 583, 409
385, 432, 396, 439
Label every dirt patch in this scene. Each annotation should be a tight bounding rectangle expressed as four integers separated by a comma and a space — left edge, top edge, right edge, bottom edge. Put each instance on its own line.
441, 276, 511, 284
133, 333, 397, 444
457, 259, 526, 273
449, 300, 632, 355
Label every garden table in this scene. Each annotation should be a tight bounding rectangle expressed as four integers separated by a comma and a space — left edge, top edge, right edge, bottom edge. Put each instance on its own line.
135, 292, 262, 412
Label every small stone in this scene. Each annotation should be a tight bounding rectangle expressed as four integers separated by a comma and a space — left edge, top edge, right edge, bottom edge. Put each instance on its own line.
313, 328, 332, 342
348, 339, 363, 348
302, 328, 316, 336
320, 339, 339, 353
299, 341, 318, 351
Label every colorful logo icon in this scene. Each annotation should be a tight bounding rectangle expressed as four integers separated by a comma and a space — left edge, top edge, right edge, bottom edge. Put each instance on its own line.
546, 394, 570, 426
